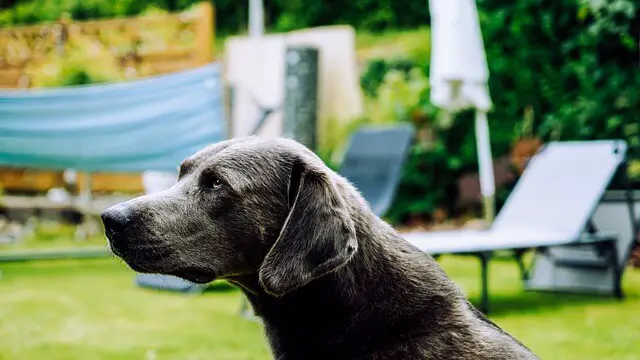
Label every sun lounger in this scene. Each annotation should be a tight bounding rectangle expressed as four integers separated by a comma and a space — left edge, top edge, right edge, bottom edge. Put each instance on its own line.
403, 140, 631, 312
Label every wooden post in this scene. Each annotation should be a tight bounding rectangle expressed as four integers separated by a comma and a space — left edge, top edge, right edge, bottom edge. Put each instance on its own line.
283, 46, 319, 151
75, 173, 93, 241
195, 1, 215, 64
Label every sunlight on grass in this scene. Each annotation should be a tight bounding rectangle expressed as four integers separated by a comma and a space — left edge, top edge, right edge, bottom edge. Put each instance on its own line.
440, 257, 640, 360
1, 256, 638, 359
0, 259, 269, 360
355, 27, 430, 62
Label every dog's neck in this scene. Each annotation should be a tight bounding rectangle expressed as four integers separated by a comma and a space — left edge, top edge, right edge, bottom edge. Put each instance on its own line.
227, 213, 463, 358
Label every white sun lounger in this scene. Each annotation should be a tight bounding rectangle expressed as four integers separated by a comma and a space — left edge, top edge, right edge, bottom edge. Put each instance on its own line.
524, 189, 638, 297
403, 140, 631, 312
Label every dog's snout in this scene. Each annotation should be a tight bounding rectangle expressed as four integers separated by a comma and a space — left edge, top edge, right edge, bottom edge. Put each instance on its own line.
101, 205, 132, 238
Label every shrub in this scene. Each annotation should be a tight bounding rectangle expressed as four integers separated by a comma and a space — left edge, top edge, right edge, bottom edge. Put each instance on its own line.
25, 34, 125, 87
0, 0, 191, 27
478, 0, 640, 148
267, 0, 426, 32
360, 58, 420, 98
1, 0, 431, 34
382, 0, 640, 223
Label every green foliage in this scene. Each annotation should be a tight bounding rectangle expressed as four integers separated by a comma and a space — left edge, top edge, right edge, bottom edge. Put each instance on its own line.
358, 0, 640, 223
0, 0, 193, 27
478, 0, 640, 149
0, 0, 430, 34
267, 0, 429, 32
360, 58, 421, 98
25, 34, 126, 87
3, 0, 638, 220
358, 56, 474, 223
357, 51, 513, 223
3, 256, 640, 359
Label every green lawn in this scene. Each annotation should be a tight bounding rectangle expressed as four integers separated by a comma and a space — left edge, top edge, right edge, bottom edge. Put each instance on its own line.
1, 256, 639, 360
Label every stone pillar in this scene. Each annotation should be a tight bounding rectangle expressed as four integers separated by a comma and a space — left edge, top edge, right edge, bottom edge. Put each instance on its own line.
283, 46, 319, 151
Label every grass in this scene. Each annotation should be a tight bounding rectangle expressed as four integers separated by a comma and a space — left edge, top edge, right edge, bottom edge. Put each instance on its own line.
355, 26, 430, 63
0, 259, 269, 360
0, 223, 106, 252
1, 256, 639, 360
215, 26, 430, 66
1, 24, 639, 359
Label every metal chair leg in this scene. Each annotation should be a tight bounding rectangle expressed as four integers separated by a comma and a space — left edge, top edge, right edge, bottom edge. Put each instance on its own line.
513, 249, 530, 282
479, 253, 491, 314
610, 243, 624, 300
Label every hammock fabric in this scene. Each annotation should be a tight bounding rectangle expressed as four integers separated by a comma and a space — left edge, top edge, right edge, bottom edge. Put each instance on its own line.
0, 63, 225, 173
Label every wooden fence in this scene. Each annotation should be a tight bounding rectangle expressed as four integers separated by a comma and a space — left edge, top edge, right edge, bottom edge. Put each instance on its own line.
0, 2, 215, 194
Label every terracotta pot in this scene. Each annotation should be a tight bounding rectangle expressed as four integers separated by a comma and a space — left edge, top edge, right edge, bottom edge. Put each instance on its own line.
511, 137, 543, 175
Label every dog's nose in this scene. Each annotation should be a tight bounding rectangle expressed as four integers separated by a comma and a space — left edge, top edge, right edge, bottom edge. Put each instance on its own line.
101, 205, 131, 239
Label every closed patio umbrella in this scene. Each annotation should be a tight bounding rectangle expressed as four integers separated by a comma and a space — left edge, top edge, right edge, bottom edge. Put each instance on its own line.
429, 0, 496, 221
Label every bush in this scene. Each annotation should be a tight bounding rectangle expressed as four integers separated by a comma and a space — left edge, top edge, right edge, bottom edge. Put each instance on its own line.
0, 0, 195, 27
25, 34, 125, 87
267, 0, 429, 33
478, 0, 640, 149
358, 0, 640, 224
0, 0, 430, 34
360, 58, 421, 98
356, 57, 459, 223
4, 0, 638, 222
396, 0, 640, 224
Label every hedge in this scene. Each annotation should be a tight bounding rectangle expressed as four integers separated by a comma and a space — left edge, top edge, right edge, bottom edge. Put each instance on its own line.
0, 0, 430, 34
358, 0, 639, 223
2, 0, 638, 225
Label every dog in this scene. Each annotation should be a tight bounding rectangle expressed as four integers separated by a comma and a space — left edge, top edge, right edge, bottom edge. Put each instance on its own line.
102, 137, 539, 360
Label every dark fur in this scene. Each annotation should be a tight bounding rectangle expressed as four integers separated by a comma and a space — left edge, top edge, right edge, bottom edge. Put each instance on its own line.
102, 137, 539, 360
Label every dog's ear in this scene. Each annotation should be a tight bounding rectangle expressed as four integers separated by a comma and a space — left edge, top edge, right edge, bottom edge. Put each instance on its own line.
258, 158, 358, 297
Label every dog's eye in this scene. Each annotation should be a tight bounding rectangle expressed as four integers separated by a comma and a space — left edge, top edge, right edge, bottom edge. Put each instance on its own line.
200, 170, 224, 191
208, 177, 223, 190
209, 177, 223, 190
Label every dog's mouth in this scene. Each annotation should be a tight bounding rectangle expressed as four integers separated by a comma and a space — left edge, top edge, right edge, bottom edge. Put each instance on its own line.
170, 267, 217, 284
108, 236, 216, 284
108, 236, 175, 271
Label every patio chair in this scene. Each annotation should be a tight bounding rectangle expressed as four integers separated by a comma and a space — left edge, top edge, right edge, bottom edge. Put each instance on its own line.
402, 140, 632, 313
525, 188, 638, 295
336, 123, 415, 217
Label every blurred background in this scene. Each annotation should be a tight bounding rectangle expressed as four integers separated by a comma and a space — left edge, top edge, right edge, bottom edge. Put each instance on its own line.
0, 0, 639, 359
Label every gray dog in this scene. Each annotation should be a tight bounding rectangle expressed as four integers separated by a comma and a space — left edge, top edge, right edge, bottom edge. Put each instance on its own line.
102, 137, 539, 360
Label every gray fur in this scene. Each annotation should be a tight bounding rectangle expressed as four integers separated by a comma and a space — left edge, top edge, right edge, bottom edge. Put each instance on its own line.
102, 136, 539, 360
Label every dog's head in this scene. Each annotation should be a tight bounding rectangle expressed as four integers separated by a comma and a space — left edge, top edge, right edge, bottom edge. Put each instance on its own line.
102, 137, 358, 296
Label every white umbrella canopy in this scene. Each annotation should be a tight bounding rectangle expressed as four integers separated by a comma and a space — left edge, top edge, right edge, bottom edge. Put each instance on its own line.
429, 0, 496, 221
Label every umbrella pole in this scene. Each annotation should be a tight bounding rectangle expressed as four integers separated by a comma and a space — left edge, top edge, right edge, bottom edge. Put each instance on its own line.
482, 195, 495, 222
474, 110, 496, 223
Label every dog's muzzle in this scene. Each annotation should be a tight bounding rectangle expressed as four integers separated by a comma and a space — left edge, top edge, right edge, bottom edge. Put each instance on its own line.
101, 204, 132, 255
